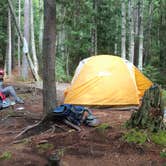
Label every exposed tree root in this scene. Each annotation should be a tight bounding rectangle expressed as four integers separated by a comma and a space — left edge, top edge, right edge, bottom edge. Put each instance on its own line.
15, 115, 81, 140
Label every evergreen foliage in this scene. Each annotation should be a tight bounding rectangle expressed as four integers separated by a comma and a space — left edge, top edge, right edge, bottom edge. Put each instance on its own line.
0, 0, 165, 84
143, 65, 160, 83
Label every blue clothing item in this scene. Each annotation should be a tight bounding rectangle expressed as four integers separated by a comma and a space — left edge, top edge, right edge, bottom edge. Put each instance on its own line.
0, 80, 3, 91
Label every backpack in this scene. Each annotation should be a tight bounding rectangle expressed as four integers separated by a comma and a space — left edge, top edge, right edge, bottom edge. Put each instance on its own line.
53, 104, 85, 126
52, 104, 100, 127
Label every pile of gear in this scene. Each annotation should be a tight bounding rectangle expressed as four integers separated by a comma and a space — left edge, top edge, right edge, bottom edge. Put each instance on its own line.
52, 104, 100, 127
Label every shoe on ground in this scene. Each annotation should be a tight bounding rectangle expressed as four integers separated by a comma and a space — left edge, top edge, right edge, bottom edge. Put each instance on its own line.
16, 98, 24, 104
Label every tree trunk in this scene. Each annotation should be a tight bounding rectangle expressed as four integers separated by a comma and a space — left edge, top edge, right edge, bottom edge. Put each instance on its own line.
138, 0, 144, 71
43, 0, 57, 115
22, 0, 30, 80
126, 85, 165, 132
7, 0, 42, 81
17, 0, 21, 76
91, 0, 98, 56
114, 15, 118, 55
134, 1, 140, 66
39, 0, 44, 54
7, 7, 12, 77
121, 0, 126, 59
30, 0, 39, 73
128, 0, 135, 64
144, 0, 153, 64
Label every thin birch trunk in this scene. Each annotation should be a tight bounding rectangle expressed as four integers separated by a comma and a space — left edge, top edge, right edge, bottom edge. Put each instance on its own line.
114, 15, 118, 55
8, 8, 12, 77
22, 0, 30, 80
7, 0, 40, 81
128, 0, 135, 63
66, 51, 69, 80
121, 0, 126, 59
138, 0, 144, 70
58, 3, 66, 58
18, 0, 21, 75
39, 0, 43, 53
30, 0, 39, 73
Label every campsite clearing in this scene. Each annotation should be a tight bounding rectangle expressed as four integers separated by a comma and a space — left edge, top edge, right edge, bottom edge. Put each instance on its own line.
0, 82, 165, 166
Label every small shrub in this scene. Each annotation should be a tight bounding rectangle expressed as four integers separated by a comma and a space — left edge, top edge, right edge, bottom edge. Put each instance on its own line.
143, 65, 160, 83
162, 90, 166, 107
95, 123, 110, 134
0, 151, 12, 160
37, 143, 54, 153
123, 129, 147, 145
160, 149, 166, 158
150, 131, 166, 146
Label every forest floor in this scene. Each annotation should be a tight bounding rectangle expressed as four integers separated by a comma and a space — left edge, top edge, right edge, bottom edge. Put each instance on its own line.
0, 81, 165, 166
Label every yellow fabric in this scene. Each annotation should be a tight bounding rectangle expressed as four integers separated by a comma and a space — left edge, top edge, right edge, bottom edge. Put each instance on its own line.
64, 55, 153, 106
134, 67, 153, 98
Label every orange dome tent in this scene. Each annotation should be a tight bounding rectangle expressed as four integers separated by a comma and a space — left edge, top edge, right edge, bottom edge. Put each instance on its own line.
64, 55, 153, 106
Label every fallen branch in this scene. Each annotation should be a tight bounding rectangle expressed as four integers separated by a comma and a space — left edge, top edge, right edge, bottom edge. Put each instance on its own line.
0, 131, 20, 135
51, 123, 67, 132
63, 119, 81, 132
14, 114, 81, 139
15, 121, 41, 139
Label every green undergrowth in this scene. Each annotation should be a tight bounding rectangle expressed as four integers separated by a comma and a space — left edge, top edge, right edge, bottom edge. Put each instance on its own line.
123, 129, 147, 145
37, 143, 54, 153
0, 151, 12, 160
160, 150, 166, 158
123, 129, 166, 146
150, 131, 166, 146
95, 123, 110, 134
162, 89, 166, 107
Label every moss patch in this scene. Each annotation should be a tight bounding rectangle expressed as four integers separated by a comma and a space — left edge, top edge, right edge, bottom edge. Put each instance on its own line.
0, 151, 12, 160
123, 129, 147, 145
37, 143, 54, 153
150, 131, 166, 146
95, 123, 110, 134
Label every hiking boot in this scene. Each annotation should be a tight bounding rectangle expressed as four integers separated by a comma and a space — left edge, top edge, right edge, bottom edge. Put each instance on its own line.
16, 98, 24, 104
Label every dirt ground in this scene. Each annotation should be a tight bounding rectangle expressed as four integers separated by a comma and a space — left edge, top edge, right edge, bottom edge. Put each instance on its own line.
0, 82, 165, 166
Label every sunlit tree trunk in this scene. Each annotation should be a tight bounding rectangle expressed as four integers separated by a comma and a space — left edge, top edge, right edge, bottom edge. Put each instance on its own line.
57, 3, 69, 79
22, 0, 30, 80
39, 0, 43, 54
7, 0, 40, 81
17, 0, 21, 75
128, 0, 135, 63
7, 8, 12, 77
57, 3, 66, 58
114, 15, 118, 55
121, 0, 126, 59
43, 0, 57, 115
30, 0, 39, 73
138, 0, 144, 70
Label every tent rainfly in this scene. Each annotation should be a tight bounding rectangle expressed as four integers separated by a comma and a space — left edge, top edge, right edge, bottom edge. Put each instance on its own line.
64, 55, 153, 106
